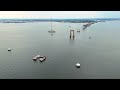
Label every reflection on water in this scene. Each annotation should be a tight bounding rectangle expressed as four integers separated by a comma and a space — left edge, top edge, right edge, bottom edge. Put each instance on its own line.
69, 38, 75, 46
51, 33, 53, 36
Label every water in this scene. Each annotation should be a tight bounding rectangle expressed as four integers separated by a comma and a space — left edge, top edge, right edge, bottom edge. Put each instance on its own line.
0, 21, 120, 79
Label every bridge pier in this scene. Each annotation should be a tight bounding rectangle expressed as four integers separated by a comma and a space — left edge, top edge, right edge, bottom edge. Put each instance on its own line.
70, 30, 75, 38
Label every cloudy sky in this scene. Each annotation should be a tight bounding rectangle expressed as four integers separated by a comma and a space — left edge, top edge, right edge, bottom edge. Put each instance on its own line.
0, 11, 119, 19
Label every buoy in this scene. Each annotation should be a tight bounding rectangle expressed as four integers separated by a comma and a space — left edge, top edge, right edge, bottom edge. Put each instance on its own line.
39, 56, 46, 62
8, 48, 11, 51
76, 63, 80, 68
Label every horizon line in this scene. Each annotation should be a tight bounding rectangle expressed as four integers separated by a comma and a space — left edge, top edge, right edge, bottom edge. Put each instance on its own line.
0, 18, 120, 19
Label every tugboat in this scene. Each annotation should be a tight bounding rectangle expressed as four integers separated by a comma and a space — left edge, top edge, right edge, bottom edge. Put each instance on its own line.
36, 55, 41, 59
32, 55, 46, 62
39, 56, 46, 62
33, 57, 37, 61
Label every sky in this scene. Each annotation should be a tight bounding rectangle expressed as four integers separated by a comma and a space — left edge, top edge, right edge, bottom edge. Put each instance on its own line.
0, 11, 120, 19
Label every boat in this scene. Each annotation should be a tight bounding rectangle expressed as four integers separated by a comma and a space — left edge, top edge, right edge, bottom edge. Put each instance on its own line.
33, 57, 37, 60
8, 48, 11, 51
39, 56, 46, 62
36, 55, 41, 59
48, 17, 56, 33
77, 29, 80, 32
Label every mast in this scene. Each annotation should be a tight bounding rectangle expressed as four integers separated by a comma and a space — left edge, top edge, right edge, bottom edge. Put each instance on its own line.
48, 17, 55, 34
51, 17, 52, 31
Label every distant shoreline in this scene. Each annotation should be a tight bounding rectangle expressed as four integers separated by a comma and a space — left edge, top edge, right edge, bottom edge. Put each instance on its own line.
0, 18, 119, 23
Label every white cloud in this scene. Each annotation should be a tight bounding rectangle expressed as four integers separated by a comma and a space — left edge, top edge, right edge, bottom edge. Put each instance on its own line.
0, 11, 25, 18
0, 11, 103, 19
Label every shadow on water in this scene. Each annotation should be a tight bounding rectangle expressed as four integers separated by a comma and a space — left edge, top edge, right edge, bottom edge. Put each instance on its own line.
33, 59, 47, 64
39, 60, 46, 63
33, 59, 37, 62
48, 32, 54, 36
